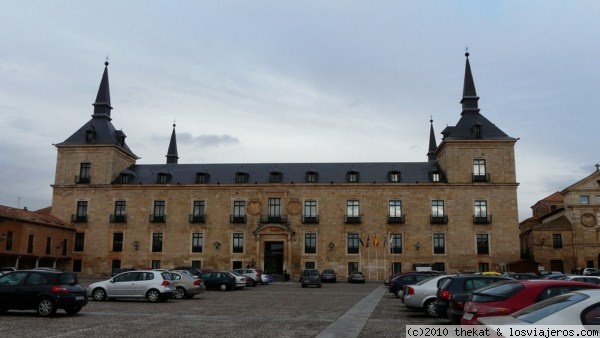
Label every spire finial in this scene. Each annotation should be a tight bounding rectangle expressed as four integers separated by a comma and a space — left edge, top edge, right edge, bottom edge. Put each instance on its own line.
465, 46, 469, 58
105, 54, 109, 67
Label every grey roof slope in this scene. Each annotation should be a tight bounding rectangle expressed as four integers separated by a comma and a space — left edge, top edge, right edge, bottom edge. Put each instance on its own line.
118, 162, 442, 185
55, 62, 137, 157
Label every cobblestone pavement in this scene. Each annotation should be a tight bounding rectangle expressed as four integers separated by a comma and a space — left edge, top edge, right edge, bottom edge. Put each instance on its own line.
0, 279, 449, 338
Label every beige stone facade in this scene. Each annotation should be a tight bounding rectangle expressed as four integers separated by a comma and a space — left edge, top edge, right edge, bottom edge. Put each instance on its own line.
520, 169, 600, 274
50, 56, 521, 279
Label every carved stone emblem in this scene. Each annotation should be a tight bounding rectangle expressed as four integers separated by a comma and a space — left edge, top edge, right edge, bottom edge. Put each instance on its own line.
287, 200, 302, 215
581, 213, 596, 227
247, 200, 262, 215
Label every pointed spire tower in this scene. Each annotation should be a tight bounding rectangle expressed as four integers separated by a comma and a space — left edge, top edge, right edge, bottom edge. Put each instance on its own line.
427, 118, 437, 161
460, 52, 480, 115
166, 123, 179, 164
92, 61, 113, 120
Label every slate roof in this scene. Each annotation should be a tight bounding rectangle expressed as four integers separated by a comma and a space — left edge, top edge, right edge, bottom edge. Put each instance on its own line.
117, 161, 443, 185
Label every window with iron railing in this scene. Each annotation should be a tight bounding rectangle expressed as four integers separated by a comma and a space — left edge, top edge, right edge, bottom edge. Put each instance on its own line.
72, 201, 88, 222
190, 200, 206, 223
347, 233, 360, 254
472, 159, 490, 182
430, 200, 447, 224
150, 201, 166, 222
302, 200, 319, 224
388, 200, 405, 223
345, 200, 361, 223
231, 200, 246, 223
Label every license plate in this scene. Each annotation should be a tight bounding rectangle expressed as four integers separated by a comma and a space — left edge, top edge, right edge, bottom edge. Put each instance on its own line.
76, 296, 85, 301
462, 312, 473, 320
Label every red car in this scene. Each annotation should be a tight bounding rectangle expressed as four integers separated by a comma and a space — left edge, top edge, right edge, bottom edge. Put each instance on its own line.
461, 279, 600, 325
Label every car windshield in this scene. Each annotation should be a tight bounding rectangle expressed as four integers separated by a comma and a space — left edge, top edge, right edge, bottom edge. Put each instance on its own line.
471, 281, 523, 302
513, 292, 588, 323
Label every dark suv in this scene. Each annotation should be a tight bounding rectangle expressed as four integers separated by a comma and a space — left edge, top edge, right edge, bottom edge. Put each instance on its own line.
0, 269, 88, 316
300, 269, 322, 288
434, 274, 510, 323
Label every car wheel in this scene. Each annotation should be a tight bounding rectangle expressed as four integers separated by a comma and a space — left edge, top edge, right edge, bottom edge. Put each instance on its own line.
219, 284, 227, 291
396, 289, 403, 298
174, 287, 186, 299
65, 305, 82, 315
425, 300, 437, 317
92, 288, 107, 301
146, 289, 160, 302
37, 298, 57, 317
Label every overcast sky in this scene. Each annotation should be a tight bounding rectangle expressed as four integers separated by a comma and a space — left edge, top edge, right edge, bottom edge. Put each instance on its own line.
1, 1, 599, 222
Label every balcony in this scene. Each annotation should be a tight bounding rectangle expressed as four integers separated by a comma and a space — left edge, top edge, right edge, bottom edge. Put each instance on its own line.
71, 214, 88, 222
260, 215, 288, 223
430, 215, 448, 224
387, 214, 406, 224
472, 173, 490, 182
344, 215, 362, 224
230, 215, 247, 224
302, 215, 319, 224
149, 214, 167, 223
473, 215, 492, 224
110, 214, 128, 223
189, 214, 207, 223
75, 175, 91, 184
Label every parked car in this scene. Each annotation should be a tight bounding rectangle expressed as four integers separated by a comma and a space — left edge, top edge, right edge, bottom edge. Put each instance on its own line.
172, 266, 203, 278
202, 271, 236, 291
300, 269, 322, 288
88, 270, 175, 302
228, 271, 248, 288
111, 267, 137, 277
541, 273, 567, 280
462, 279, 600, 325
403, 274, 453, 317
233, 268, 261, 286
347, 271, 366, 283
583, 268, 598, 275
321, 269, 337, 283
478, 289, 600, 326
563, 275, 600, 285
258, 270, 272, 284
0, 269, 88, 316
502, 272, 539, 280
434, 274, 511, 323
388, 273, 432, 298
168, 271, 205, 299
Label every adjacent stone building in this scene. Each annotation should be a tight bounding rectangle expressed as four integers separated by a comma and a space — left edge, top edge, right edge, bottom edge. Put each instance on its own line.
50, 54, 520, 279
520, 167, 600, 273
0, 205, 75, 269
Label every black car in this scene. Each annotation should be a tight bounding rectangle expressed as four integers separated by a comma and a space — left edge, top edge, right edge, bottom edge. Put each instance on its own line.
388, 273, 432, 298
0, 269, 88, 316
321, 269, 337, 283
434, 274, 511, 323
300, 269, 322, 288
202, 271, 236, 291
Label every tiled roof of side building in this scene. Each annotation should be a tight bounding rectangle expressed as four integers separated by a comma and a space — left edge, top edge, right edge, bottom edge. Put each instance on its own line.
0, 205, 73, 229
118, 161, 443, 185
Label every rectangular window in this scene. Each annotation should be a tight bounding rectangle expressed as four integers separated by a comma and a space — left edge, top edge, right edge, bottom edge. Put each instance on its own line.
303, 200, 318, 223
477, 234, 489, 254
474, 200, 491, 223
348, 262, 358, 274
305, 261, 315, 269
27, 234, 34, 254
152, 260, 161, 269
113, 233, 123, 252
192, 260, 202, 269
392, 262, 402, 275
305, 233, 317, 254
431, 200, 447, 223
231, 200, 246, 223
74, 201, 88, 222
432, 262, 445, 272
192, 233, 204, 253
5, 231, 13, 251
191, 200, 206, 223
388, 200, 404, 223
232, 261, 243, 269
46, 237, 51, 255
268, 198, 281, 217
431, 172, 440, 182
473, 159, 486, 175
552, 234, 563, 249
479, 263, 489, 272
345, 200, 361, 223
73, 260, 82, 272
581, 195, 590, 204
112, 260, 121, 270
347, 233, 360, 254
390, 234, 402, 254
111, 200, 127, 222
151, 200, 166, 222
61, 239, 67, 256
74, 233, 85, 252
306, 171, 318, 183
152, 233, 163, 252
233, 233, 244, 253
596, 195, 600, 204
78, 162, 91, 183
433, 233, 445, 254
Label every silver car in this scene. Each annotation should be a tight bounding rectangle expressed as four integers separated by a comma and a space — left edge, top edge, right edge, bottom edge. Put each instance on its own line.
233, 268, 261, 286
402, 274, 452, 317
228, 271, 248, 289
169, 271, 205, 299
88, 270, 175, 302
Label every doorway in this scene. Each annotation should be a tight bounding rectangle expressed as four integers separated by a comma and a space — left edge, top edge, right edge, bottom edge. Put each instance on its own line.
264, 241, 284, 275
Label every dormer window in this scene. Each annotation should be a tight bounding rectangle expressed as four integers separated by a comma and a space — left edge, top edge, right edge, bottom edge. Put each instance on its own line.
305, 171, 319, 183
157, 173, 170, 184
346, 171, 359, 183
430, 171, 441, 182
115, 130, 126, 147
472, 123, 482, 138
388, 171, 401, 183
118, 173, 130, 184
235, 172, 249, 183
269, 172, 283, 183
85, 129, 95, 143
195, 172, 210, 183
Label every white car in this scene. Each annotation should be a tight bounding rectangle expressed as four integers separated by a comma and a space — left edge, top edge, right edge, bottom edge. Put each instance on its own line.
228, 271, 247, 289
402, 274, 452, 317
88, 270, 175, 302
563, 275, 600, 285
478, 289, 600, 326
